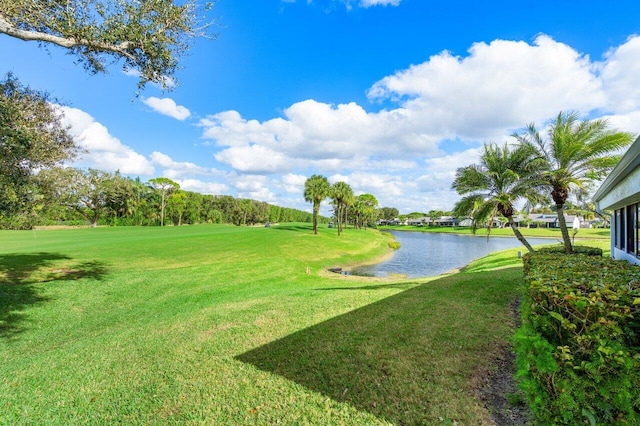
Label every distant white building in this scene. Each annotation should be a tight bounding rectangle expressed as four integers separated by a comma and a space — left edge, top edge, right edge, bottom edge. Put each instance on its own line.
593, 135, 640, 265
434, 216, 459, 227
513, 213, 583, 229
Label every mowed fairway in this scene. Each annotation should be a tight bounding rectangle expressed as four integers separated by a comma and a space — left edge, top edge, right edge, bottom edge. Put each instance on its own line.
1, 224, 523, 425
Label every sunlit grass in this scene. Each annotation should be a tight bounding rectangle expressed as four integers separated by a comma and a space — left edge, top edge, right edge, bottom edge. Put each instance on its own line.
0, 223, 579, 424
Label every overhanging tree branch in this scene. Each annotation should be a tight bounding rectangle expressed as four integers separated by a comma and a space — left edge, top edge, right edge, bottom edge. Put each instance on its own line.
0, 15, 137, 61
0, 0, 217, 90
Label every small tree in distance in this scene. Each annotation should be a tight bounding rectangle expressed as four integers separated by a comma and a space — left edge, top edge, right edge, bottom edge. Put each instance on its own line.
304, 175, 330, 235
330, 181, 354, 236
149, 177, 179, 227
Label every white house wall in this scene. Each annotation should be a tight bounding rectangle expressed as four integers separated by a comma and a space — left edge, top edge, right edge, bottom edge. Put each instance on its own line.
612, 247, 640, 265
597, 165, 640, 211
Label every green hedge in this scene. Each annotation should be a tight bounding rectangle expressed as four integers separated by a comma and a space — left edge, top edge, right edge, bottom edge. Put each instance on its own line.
516, 249, 640, 425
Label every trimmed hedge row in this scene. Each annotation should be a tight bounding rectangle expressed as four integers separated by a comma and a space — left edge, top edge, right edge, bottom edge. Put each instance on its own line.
516, 248, 640, 425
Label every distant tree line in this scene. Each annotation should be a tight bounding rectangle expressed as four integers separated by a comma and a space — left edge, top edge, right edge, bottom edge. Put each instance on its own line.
0, 74, 323, 230
1, 167, 320, 230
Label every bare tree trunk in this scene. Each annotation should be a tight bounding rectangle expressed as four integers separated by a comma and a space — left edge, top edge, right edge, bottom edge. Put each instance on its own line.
160, 193, 165, 227
507, 216, 535, 253
555, 204, 573, 254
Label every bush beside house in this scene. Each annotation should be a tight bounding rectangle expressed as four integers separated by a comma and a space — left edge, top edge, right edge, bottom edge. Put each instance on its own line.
516, 248, 640, 424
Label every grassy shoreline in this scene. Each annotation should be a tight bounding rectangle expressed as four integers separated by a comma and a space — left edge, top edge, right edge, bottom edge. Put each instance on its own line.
0, 224, 610, 424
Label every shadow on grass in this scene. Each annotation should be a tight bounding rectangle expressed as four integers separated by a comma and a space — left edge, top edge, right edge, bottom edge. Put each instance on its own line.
270, 224, 314, 232
236, 267, 522, 425
314, 281, 419, 291
0, 253, 108, 338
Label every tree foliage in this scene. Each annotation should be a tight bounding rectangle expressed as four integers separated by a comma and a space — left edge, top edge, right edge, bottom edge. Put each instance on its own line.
351, 193, 379, 230
330, 181, 354, 236
304, 174, 330, 235
6, 168, 319, 229
452, 142, 546, 253
513, 111, 635, 253
0, 73, 78, 225
379, 207, 399, 221
39, 167, 115, 227
148, 177, 179, 226
0, 0, 216, 89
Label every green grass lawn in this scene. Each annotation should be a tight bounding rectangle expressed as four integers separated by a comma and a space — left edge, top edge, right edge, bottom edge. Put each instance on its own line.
0, 224, 601, 424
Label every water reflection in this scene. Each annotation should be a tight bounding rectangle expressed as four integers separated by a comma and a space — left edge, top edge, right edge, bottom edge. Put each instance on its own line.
350, 231, 553, 278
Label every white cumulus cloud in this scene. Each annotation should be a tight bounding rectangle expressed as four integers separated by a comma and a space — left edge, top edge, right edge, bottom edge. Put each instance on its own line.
142, 97, 191, 120
58, 106, 154, 175
198, 34, 640, 214
175, 179, 229, 195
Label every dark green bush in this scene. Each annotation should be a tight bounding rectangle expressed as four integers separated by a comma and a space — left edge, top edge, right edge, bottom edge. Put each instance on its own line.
516, 250, 640, 425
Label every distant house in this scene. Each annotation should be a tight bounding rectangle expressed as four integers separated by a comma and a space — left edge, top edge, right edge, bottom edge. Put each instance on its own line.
513, 213, 582, 229
434, 216, 459, 227
378, 218, 401, 226
407, 217, 431, 226
458, 218, 473, 227
459, 217, 502, 228
593, 135, 640, 265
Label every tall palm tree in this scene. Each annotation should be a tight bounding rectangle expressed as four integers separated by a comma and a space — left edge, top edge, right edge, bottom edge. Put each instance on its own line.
452, 142, 546, 253
330, 181, 354, 236
304, 174, 330, 235
513, 111, 635, 253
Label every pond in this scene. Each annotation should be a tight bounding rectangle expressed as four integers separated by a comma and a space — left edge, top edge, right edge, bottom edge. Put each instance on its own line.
349, 231, 554, 278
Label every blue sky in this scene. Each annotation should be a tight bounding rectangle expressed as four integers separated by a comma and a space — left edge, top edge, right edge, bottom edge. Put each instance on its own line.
2, 0, 640, 215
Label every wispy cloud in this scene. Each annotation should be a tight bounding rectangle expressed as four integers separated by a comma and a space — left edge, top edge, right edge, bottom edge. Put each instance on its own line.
359, 0, 401, 7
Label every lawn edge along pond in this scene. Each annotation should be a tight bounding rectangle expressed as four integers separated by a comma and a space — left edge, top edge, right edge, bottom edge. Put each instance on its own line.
1, 224, 608, 424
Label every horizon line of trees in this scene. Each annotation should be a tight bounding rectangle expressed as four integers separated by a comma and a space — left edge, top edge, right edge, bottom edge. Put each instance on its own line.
1, 166, 325, 230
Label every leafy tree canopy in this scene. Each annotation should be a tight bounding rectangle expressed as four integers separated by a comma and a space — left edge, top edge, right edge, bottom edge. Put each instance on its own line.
379, 207, 399, 221
0, 0, 216, 89
304, 174, 330, 235
513, 110, 635, 253
452, 142, 546, 253
0, 73, 78, 221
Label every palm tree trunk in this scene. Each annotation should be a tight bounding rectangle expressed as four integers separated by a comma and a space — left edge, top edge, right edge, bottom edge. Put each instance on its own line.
337, 204, 342, 236
313, 202, 319, 235
555, 204, 573, 254
507, 216, 535, 253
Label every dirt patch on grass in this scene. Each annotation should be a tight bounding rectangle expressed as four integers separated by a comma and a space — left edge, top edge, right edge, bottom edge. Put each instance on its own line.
475, 299, 531, 425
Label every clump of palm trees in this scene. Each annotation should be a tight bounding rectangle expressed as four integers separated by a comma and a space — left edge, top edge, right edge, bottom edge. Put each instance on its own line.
453, 111, 635, 254
303, 176, 378, 235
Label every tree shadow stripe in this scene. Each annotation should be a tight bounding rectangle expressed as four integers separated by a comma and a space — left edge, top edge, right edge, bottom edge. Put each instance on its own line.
236, 268, 521, 425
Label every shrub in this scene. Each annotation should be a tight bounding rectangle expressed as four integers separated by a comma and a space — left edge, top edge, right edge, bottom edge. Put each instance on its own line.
516, 250, 640, 425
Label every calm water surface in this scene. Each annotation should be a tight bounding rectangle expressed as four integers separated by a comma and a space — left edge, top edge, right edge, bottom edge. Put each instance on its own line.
350, 231, 553, 278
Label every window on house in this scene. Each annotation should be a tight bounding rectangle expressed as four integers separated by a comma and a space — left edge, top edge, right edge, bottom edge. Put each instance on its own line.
636, 204, 640, 258
627, 204, 636, 255
615, 208, 625, 250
